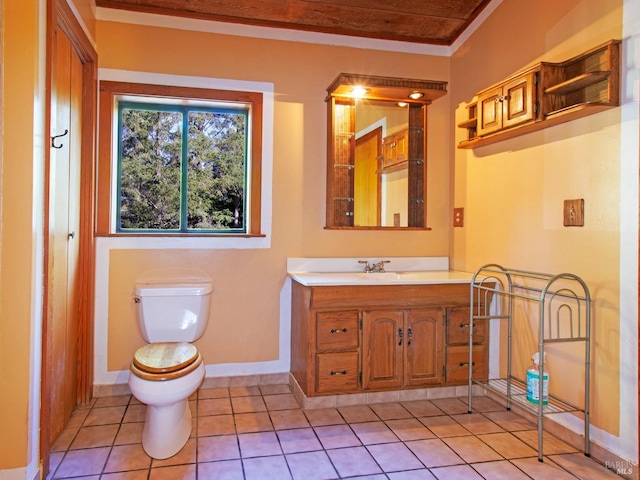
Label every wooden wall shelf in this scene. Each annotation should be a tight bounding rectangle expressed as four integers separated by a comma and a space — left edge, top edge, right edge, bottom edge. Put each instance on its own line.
544, 71, 610, 95
457, 40, 620, 149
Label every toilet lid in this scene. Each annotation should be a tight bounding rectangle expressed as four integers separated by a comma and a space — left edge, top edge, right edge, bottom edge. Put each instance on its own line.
132, 342, 200, 377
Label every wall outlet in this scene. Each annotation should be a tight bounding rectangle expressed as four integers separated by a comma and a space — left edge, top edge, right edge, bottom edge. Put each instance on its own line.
453, 207, 464, 227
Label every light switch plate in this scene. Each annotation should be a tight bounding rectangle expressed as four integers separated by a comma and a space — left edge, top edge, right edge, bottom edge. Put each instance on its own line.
563, 199, 584, 227
453, 207, 464, 227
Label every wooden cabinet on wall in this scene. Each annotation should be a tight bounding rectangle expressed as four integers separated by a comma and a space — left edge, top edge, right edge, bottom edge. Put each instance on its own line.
382, 129, 408, 169
458, 40, 620, 149
290, 281, 489, 397
477, 70, 539, 137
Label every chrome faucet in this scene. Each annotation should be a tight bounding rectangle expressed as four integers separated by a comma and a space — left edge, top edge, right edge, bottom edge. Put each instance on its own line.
358, 260, 390, 273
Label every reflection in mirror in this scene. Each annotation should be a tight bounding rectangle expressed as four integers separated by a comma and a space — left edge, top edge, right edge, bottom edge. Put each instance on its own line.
355, 101, 408, 227
325, 74, 447, 229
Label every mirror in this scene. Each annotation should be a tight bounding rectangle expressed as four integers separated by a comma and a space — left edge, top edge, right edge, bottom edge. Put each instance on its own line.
325, 74, 447, 229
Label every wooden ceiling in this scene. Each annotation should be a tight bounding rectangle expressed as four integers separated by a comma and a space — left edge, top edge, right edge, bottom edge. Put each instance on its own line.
96, 0, 493, 45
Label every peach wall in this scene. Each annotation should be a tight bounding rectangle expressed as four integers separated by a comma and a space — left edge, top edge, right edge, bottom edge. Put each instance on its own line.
451, 0, 626, 451
0, 0, 45, 474
95, 19, 453, 375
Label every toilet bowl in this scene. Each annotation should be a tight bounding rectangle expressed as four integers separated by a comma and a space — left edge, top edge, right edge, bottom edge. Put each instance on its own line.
128, 342, 205, 459
127, 278, 213, 459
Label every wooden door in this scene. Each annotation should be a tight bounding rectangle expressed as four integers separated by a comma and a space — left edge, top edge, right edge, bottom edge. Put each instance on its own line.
42, 2, 97, 477
404, 308, 444, 386
362, 310, 403, 390
48, 24, 82, 442
354, 128, 381, 226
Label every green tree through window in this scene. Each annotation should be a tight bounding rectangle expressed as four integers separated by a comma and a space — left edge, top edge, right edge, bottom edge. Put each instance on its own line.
118, 102, 248, 233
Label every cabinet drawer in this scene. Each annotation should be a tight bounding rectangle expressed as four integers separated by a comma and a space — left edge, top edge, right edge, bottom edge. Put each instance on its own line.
316, 311, 359, 352
446, 345, 487, 384
448, 318, 487, 345
316, 352, 359, 393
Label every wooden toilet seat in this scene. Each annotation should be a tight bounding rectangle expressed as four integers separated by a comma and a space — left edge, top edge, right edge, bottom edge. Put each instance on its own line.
130, 342, 203, 381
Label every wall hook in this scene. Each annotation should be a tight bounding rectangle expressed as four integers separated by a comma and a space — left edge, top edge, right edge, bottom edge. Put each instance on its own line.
51, 129, 68, 149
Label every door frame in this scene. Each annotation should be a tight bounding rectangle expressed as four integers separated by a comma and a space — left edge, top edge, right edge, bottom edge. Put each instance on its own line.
41, 0, 97, 476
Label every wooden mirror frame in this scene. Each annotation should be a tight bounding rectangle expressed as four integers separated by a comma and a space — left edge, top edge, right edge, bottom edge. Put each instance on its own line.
325, 73, 447, 229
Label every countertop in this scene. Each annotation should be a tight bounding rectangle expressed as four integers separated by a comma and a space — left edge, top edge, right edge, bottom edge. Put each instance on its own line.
287, 270, 475, 286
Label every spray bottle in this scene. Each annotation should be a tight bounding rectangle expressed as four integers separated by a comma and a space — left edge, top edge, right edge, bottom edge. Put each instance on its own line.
526, 352, 549, 405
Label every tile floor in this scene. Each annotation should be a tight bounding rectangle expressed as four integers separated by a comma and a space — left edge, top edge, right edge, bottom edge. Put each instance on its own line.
48, 384, 624, 479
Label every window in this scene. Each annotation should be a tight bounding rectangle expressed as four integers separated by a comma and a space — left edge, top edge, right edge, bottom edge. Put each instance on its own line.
118, 102, 248, 233
98, 81, 264, 236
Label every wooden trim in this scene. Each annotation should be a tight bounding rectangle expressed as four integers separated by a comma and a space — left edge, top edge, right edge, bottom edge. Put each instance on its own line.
325, 99, 335, 227
407, 104, 427, 227
249, 97, 263, 235
41, 1, 97, 477
97, 80, 264, 235
77, 59, 97, 406
40, 3, 56, 476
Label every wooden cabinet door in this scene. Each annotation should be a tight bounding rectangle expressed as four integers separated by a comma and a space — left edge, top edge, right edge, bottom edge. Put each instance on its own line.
502, 72, 536, 130
405, 308, 444, 386
477, 86, 503, 136
362, 310, 403, 390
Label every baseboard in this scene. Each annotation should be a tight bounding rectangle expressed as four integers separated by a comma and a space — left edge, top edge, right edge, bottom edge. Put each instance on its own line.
288, 374, 485, 410
93, 371, 291, 398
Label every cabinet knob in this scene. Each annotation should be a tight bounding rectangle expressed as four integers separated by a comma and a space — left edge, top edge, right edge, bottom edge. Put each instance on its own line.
328, 370, 348, 376
398, 328, 403, 346
458, 362, 476, 367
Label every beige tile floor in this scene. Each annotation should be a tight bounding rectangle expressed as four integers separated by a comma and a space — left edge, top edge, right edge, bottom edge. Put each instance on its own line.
47, 384, 624, 479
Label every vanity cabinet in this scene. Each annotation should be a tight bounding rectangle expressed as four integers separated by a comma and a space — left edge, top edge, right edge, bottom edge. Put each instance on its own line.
291, 281, 487, 397
362, 308, 443, 390
477, 70, 539, 137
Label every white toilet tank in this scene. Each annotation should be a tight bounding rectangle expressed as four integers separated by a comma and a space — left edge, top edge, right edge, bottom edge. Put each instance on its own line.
135, 282, 213, 343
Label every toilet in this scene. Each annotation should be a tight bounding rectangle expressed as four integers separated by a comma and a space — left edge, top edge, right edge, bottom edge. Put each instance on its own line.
128, 281, 213, 459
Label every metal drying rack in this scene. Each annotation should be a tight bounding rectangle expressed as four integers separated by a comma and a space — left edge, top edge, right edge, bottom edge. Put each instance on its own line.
467, 264, 591, 462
